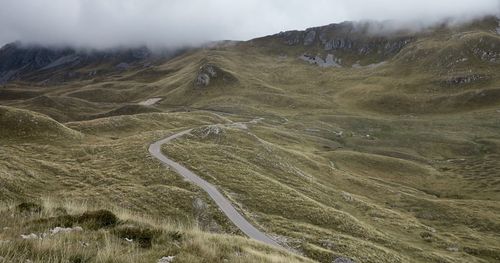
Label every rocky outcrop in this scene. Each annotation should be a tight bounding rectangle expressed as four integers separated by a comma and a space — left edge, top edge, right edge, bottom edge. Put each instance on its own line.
278, 31, 303, 46
195, 64, 218, 87
276, 22, 414, 57
304, 30, 317, 46
299, 54, 342, 68
472, 46, 499, 63
443, 74, 489, 86
194, 64, 237, 88
324, 38, 354, 51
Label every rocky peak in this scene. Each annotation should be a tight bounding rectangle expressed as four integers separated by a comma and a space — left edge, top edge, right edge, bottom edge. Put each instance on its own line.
277, 22, 414, 57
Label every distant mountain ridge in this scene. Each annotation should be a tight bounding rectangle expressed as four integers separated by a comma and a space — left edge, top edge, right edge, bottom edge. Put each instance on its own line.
1, 16, 499, 84
0, 43, 183, 84
251, 15, 500, 66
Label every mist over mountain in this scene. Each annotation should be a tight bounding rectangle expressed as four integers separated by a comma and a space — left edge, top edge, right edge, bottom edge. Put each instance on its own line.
1, 0, 499, 49
2, 1, 500, 263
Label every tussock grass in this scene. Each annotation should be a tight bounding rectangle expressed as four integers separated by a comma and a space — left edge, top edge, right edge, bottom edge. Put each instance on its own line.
0, 201, 313, 263
162, 120, 500, 262
1, 19, 500, 263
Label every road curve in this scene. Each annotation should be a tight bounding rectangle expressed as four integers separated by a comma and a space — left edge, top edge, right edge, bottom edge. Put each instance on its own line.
149, 128, 282, 248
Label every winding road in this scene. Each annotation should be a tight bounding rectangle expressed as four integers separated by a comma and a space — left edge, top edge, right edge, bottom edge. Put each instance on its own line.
148, 127, 282, 248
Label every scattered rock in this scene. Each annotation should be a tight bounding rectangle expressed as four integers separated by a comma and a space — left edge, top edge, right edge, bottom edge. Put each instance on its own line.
79, 241, 90, 247
113, 226, 159, 248
299, 54, 341, 68
447, 246, 459, 252
49, 226, 83, 235
198, 125, 224, 138
20, 233, 39, 240
472, 47, 499, 63
320, 239, 335, 250
138, 98, 162, 106
424, 226, 436, 233
443, 74, 488, 86
158, 256, 175, 263
341, 192, 354, 202
420, 231, 433, 242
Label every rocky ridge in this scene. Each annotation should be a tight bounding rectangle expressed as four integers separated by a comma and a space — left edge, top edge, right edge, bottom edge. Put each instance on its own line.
0, 43, 181, 84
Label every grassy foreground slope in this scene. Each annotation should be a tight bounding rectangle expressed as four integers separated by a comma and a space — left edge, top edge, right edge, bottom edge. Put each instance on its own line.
0, 201, 312, 263
0, 18, 499, 262
0, 108, 308, 262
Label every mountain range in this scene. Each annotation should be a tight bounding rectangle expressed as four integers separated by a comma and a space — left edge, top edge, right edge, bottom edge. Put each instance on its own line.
0, 16, 499, 263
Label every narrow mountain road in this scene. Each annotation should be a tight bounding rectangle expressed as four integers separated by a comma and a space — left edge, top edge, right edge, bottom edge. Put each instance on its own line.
149, 126, 282, 248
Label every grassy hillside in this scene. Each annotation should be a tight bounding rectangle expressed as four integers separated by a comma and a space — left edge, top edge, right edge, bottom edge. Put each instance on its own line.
0, 18, 499, 262
0, 201, 311, 263
0, 106, 82, 142
162, 117, 500, 262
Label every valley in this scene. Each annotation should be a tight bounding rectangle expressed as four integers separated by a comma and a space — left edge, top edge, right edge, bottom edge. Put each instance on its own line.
1, 17, 500, 263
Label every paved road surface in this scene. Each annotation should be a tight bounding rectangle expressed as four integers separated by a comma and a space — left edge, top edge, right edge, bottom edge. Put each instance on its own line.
149, 128, 282, 248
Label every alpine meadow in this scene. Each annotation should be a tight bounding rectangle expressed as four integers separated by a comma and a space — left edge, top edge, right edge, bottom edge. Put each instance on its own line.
1, 1, 500, 262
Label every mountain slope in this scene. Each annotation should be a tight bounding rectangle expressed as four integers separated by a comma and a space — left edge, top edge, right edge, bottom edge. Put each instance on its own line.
0, 17, 500, 263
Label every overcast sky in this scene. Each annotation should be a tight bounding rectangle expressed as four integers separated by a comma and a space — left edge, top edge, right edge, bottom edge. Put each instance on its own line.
0, 0, 499, 48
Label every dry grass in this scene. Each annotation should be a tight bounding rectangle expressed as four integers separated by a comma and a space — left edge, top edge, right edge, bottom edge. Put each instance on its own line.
0, 201, 312, 263
1, 19, 500, 263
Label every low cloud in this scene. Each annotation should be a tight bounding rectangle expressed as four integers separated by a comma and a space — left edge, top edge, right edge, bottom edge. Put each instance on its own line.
0, 0, 499, 48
